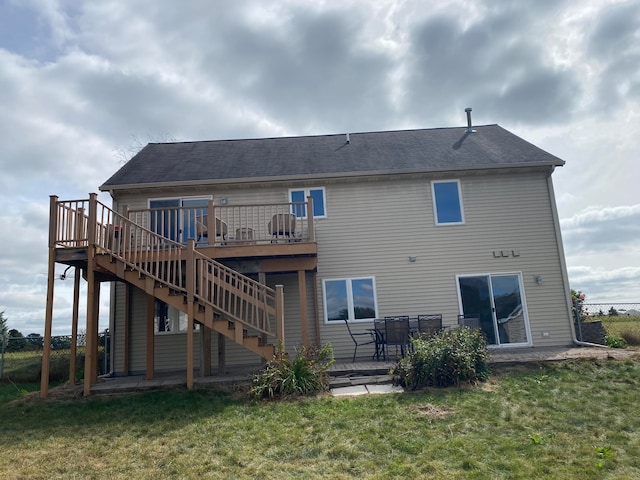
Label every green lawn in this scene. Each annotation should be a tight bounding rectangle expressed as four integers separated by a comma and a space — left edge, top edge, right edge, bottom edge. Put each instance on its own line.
601, 316, 640, 346
1, 359, 640, 479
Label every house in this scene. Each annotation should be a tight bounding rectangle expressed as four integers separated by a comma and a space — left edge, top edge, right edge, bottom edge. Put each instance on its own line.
40, 112, 577, 397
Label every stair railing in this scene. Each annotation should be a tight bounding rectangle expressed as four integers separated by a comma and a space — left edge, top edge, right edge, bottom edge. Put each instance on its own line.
52, 195, 282, 342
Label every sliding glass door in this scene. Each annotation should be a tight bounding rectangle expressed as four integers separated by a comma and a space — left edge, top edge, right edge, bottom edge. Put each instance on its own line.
149, 197, 209, 243
457, 273, 530, 346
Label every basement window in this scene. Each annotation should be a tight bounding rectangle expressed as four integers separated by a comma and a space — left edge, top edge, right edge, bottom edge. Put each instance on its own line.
154, 300, 199, 334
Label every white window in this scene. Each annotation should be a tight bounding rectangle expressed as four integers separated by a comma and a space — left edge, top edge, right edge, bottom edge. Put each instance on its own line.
323, 277, 378, 323
431, 180, 464, 225
289, 187, 326, 218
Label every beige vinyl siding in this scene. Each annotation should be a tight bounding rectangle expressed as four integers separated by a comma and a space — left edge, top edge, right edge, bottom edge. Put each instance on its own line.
108, 167, 571, 367
316, 170, 572, 358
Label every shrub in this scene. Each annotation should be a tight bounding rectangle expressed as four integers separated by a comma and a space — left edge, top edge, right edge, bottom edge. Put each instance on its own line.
251, 343, 334, 399
605, 336, 627, 349
393, 328, 490, 389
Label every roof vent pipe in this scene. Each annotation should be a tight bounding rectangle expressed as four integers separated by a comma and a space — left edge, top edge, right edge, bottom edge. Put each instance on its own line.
465, 107, 473, 132
346, 132, 350, 144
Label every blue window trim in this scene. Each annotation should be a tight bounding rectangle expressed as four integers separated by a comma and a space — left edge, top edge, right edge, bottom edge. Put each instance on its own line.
431, 180, 465, 225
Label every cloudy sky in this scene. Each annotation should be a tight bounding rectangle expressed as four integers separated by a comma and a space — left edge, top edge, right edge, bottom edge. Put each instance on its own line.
0, 0, 639, 335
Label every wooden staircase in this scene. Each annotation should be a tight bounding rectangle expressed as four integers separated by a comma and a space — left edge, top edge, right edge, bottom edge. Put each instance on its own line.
59, 196, 284, 360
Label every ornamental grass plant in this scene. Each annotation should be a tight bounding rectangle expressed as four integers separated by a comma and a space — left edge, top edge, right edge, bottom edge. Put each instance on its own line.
251, 343, 334, 399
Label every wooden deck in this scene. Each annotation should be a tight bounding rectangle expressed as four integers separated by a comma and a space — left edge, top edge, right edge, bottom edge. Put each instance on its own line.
41, 194, 320, 398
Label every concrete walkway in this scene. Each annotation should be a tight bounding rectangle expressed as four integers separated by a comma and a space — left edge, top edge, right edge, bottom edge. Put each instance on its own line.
89, 345, 640, 396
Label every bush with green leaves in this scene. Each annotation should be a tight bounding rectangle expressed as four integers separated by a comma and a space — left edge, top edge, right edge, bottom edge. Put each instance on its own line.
251, 343, 334, 399
605, 335, 627, 349
393, 327, 490, 389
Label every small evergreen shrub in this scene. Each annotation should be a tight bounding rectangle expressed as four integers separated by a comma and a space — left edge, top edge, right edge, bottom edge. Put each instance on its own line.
393, 328, 490, 389
251, 343, 334, 399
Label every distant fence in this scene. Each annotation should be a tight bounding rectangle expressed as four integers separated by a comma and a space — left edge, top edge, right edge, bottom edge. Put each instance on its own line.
0, 332, 111, 383
580, 303, 640, 318
573, 303, 640, 344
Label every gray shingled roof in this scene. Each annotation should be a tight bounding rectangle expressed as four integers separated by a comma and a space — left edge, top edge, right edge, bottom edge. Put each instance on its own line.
100, 124, 564, 191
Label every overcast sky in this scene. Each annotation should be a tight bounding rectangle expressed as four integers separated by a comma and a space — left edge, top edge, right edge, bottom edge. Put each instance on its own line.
1, 0, 639, 335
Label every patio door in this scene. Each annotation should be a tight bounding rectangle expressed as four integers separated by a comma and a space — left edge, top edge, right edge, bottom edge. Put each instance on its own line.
149, 198, 209, 243
457, 273, 530, 346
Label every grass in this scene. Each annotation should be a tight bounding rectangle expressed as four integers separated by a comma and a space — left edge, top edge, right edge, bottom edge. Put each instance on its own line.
600, 316, 640, 346
1, 359, 640, 479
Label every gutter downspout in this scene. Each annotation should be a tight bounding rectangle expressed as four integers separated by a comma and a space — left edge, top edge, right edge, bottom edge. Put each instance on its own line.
547, 170, 607, 348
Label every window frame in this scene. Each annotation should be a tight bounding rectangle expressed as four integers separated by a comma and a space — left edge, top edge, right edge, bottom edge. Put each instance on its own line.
322, 276, 378, 324
431, 179, 465, 225
289, 187, 327, 219
154, 300, 199, 335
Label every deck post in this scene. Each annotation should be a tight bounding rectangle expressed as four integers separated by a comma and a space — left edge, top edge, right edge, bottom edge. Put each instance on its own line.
275, 284, 285, 351
124, 284, 130, 375
83, 263, 96, 395
40, 195, 58, 398
69, 268, 80, 384
208, 200, 215, 246
83, 193, 99, 396
91, 280, 101, 385
186, 239, 195, 389
312, 271, 321, 347
146, 293, 155, 380
298, 270, 309, 348
306, 196, 315, 241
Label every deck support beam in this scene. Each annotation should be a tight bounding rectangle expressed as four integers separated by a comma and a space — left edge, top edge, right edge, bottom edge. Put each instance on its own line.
186, 239, 195, 389
298, 270, 309, 348
40, 195, 59, 398
276, 285, 285, 352
124, 283, 130, 375
83, 193, 99, 396
312, 271, 321, 347
146, 293, 155, 380
69, 268, 80, 384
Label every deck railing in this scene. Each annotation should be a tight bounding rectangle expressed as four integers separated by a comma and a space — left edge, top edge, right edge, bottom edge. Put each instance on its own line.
50, 195, 281, 338
127, 197, 315, 246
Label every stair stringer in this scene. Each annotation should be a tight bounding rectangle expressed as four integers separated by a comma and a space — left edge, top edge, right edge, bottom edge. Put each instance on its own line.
96, 254, 276, 360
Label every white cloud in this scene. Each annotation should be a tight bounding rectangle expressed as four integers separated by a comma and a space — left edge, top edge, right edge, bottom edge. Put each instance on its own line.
0, 0, 639, 333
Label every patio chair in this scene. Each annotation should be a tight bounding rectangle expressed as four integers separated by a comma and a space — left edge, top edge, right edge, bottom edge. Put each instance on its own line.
196, 214, 228, 243
384, 317, 411, 358
268, 213, 296, 241
458, 314, 481, 330
416, 314, 443, 338
373, 318, 386, 360
344, 319, 376, 362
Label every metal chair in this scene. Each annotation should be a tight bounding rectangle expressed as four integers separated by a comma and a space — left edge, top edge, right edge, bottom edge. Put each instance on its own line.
417, 314, 443, 338
384, 317, 411, 358
344, 319, 376, 362
458, 314, 481, 330
268, 213, 296, 241
196, 213, 228, 243
373, 318, 386, 360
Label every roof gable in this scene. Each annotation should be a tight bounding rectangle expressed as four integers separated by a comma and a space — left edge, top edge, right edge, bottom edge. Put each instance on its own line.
100, 124, 564, 191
